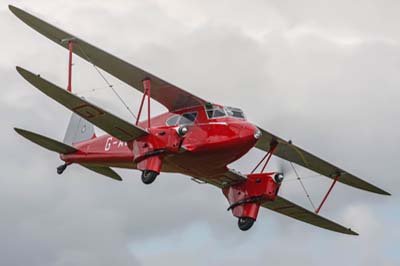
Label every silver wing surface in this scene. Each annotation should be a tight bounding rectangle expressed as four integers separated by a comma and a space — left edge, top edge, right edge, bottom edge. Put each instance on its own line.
17, 67, 148, 142
9, 5, 206, 111
255, 128, 390, 195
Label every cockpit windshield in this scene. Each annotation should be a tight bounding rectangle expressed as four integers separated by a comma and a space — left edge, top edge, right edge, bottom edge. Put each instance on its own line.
225, 106, 246, 119
205, 105, 226, 119
205, 104, 246, 120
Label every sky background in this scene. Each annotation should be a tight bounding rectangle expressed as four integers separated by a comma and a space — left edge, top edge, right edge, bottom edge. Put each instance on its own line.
1, 0, 399, 265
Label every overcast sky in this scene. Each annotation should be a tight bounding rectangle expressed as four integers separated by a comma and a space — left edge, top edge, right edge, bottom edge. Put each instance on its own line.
1, 0, 399, 265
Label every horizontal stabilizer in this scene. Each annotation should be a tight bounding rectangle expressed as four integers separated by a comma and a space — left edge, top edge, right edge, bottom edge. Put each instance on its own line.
80, 164, 122, 181
16, 66, 148, 142
14, 128, 77, 154
262, 196, 358, 235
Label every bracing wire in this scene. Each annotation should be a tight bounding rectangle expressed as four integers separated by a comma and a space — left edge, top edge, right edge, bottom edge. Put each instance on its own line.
76, 44, 137, 119
290, 162, 317, 211
283, 173, 323, 182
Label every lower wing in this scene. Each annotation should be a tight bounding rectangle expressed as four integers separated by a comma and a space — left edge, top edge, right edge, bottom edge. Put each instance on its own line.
261, 196, 357, 235
203, 168, 357, 235
16, 67, 148, 142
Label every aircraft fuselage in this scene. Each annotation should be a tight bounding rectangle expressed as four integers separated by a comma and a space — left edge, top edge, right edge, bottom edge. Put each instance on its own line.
61, 104, 259, 181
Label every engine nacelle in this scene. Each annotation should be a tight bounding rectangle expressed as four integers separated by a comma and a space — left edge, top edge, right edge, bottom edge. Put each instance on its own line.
132, 126, 184, 173
223, 173, 281, 221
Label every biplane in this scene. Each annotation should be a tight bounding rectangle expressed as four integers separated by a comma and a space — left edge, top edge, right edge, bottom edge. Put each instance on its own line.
10, 5, 390, 235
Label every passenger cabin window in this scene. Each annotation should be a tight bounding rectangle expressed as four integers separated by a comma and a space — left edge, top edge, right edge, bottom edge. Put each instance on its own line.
166, 115, 179, 126
180, 112, 197, 124
166, 112, 198, 126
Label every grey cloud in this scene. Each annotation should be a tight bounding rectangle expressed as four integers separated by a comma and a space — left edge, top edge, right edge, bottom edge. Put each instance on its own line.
1, 1, 399, 266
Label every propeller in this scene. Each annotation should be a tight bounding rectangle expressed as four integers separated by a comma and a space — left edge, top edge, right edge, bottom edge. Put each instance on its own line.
273, 160, 293, 184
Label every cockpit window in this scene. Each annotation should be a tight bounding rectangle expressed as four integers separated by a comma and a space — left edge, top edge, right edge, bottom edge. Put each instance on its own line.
225, 106, 246, 119
205, 105, 226, 119
166, 112, 198, 126
205, 104, 245, 120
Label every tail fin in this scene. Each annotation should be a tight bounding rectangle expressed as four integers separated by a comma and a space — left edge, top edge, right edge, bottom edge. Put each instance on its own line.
63, 112, 95, 145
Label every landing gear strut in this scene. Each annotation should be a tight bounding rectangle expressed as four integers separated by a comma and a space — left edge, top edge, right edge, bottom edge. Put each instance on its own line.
57, 164, 67, 175
141, 170, 158, 184
238, 217, 255, 231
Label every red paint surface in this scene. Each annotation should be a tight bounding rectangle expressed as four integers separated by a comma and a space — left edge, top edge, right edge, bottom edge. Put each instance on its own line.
67, 41, 73, 93
223, 173, 281, 220
316, 174, 341, 214
61, 105, 259, 181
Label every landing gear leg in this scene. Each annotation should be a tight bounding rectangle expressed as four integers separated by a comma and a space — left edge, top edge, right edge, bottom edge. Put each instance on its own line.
238, 217, 255, 231
141, 170, 159, 184
57, 164, 68, 175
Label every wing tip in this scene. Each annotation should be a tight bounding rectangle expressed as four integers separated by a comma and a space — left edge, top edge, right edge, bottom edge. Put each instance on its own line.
347, 228, 359, 236
371, 187, 391, 196
9, 5, 26, 20
8, 5, 18, 13
9, 5, 31, 18
16, 65, 28, 76
16, 66, 41, 85
16, 65, 30, 79
14, 127, 23, 134
112, 174, 123, 181
379, 187, 391, 196
14, 127, 31, 138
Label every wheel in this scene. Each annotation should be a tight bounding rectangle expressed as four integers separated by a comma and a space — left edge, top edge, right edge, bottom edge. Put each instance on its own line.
57, 164, 67, 175
238, 217, 255, 231
141, 170, 159, 184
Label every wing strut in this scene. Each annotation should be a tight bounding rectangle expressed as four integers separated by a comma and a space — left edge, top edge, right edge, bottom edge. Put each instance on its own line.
60, 37, 76, 92
251, 140, 278, 174
136, 78, 151, 128
315, 173, 341, 214
67, 39, 73, 92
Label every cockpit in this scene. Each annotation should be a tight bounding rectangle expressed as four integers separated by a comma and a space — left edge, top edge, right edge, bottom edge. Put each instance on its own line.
165, 104, 246, 127
205, 104, 246, 120
166, 112, 198, 126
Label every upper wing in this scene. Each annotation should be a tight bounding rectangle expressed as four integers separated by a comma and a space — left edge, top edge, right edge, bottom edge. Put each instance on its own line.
261, 196, 358, 235
9, 5, 207, 111
17, 67, 148, 142
255, 127, 390, 195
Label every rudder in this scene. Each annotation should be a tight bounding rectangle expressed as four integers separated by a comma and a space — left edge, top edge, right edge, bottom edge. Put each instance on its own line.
64, 112, 95, 145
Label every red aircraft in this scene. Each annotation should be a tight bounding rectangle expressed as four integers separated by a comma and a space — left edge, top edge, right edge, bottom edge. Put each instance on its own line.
10, 6, 390, 235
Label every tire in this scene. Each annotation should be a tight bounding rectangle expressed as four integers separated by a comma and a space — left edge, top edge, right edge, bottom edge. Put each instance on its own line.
238, 217, 255, 231
141, 170, 158, 184
57, 164, 67, 175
